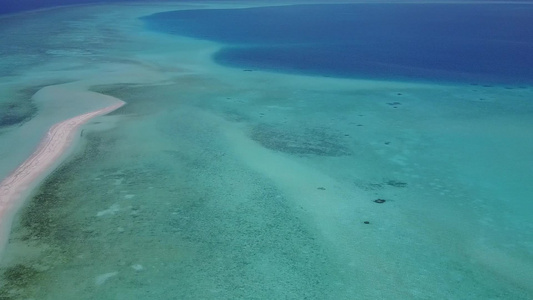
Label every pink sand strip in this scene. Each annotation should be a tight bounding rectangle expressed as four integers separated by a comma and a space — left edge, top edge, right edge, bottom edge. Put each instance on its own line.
0, 101, 125, 216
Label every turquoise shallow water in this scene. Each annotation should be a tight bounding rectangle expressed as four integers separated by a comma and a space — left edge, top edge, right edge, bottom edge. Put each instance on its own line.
0, 2, 532, 299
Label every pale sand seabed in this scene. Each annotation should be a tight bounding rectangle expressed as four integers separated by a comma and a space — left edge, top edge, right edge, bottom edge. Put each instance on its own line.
0, 2, 532, 299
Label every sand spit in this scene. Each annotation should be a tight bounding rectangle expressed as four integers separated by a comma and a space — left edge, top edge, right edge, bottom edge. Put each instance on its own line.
0, 98, 124, 248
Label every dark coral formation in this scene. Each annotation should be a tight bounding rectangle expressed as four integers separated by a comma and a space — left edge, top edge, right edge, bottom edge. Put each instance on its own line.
0, 100, 37, 127
0, 264, 41, 299
251, 124, 351, 156
385, 180, 407, 188
355, 179, 407, 191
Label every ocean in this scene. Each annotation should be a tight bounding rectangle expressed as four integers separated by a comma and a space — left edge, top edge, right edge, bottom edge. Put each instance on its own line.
143, 3, 533, 84
0, 2, 532, 299
0, 0, 132, 15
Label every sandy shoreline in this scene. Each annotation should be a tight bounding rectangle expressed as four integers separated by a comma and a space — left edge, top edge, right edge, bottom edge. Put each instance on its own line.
0, 100, 124, 251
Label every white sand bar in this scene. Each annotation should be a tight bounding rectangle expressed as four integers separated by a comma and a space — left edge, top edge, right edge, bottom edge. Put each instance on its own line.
0, 101, 124, 205
0, 97, 124, 248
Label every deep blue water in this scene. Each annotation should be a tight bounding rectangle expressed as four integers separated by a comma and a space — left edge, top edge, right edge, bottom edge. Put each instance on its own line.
0, 0, 246, 15
0, 0, 182, 15
143, 3, 533, 84
0, 0, 115, 15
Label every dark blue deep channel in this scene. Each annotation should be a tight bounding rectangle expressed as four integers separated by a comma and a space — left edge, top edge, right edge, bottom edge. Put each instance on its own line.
142, 3, 533, 84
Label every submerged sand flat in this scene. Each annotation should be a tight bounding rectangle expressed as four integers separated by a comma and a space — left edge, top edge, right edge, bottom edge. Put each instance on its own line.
0, 2, 532, 299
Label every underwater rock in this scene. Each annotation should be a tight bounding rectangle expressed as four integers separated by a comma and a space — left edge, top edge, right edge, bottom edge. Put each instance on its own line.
387, 102, 401, 106
386, 180, 407, 188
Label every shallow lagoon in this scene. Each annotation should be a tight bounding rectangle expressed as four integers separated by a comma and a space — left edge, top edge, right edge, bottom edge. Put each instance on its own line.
0, 2, 532, 299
